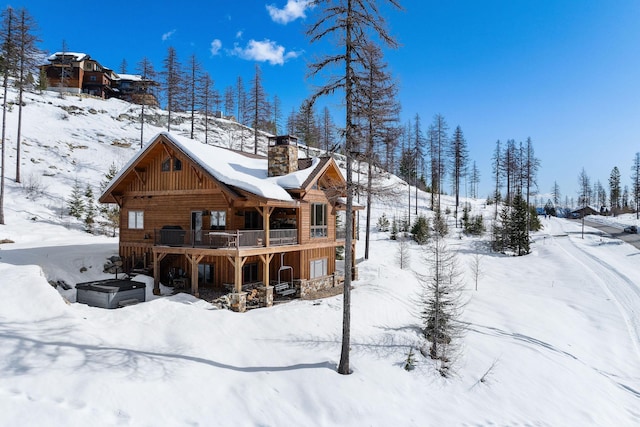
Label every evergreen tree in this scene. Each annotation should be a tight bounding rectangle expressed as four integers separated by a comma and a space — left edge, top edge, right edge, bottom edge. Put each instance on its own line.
67, 178, 85, 220
99, 162, 120, 236
609, 166, 621, 215
84, 184, 95, 233
418, 235, 465, 377
509, 192, 530, 255
411, 214, 430, 244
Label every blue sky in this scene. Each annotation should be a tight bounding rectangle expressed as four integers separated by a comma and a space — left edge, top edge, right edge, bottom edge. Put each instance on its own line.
18, 0, 640, 203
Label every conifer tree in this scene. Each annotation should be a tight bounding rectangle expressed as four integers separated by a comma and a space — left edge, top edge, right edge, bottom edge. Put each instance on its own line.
418, 234, 465, 377
99, 162, 120, 236
84, 184, 95, 233
67, 178, 85, 220
307, 0, 402, 375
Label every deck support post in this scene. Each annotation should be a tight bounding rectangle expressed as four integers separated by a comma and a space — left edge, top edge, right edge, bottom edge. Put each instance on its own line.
152, 251, 167, 295
185, 253, 204, 298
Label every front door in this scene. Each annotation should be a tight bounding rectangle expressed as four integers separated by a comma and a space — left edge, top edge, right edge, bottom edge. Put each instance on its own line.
191, 211, 203, 244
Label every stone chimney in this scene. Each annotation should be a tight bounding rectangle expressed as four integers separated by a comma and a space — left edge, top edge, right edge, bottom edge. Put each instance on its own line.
268, 135, 299, 177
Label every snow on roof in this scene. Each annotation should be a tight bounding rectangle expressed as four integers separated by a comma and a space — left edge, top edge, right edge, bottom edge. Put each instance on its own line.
107, 132, 321, 202
115, 73, 143, 82
48, 52, 88, 62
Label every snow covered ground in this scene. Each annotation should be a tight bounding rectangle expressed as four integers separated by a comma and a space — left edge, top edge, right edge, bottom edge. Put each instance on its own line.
1, 90, 639, 426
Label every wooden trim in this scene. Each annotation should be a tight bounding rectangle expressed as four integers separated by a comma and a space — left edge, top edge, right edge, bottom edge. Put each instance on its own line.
133, 168, 146, 186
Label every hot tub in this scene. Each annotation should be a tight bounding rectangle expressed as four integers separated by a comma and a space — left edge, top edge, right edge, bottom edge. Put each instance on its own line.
76, 279, 146, 309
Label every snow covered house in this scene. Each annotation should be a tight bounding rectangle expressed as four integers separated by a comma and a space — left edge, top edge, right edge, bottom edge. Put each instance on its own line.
40, 52, 159, 106
99, 132, 359, 311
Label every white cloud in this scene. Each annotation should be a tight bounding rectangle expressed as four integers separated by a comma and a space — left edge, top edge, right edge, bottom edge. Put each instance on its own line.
161, 29, 176, 41
266, 0, 312, 24
230, 39, 302, 65
236, 30, 243, 39
210, 39, 222, 56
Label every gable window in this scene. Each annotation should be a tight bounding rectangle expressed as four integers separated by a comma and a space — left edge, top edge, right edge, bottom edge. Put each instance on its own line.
210, 210, 226, 230
310, 258, 327, 279
311, 203, 328, 238
128, 210, 144, 229
161, 158, 182, 172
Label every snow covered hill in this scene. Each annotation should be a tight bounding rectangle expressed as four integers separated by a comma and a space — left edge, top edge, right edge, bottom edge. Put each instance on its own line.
1, 89, 639, 426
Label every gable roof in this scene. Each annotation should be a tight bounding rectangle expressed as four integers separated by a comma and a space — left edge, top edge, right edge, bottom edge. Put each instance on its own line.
100, 132, 340, 203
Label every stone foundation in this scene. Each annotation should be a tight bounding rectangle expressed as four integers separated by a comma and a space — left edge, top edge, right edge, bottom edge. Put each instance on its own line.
229, 292, 247, 312
299, 274, 344, 299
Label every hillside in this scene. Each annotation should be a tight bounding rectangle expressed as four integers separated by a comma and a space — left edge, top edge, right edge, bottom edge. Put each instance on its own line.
1, 89, 639, 426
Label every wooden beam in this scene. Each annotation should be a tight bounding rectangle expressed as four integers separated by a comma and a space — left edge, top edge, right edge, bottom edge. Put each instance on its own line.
259, 253, 274, 287
133, 168, 146, 186
152, 252, 167, 295
185, 253, 204, 297
190, 165, 204, 185
227, 255, 247, 293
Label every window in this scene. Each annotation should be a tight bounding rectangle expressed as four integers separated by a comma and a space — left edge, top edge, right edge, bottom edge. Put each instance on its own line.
210, 210, 226, 230
243, 263, 258, 284
311, 203, 328, 238
310, 258, 327, 279
128, 211, 144, 229
244, 210, 262, 230
89, 75, 97, 81
161, 158, 182, 172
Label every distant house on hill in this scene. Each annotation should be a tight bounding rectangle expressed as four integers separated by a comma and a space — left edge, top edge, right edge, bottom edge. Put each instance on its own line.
99, 133, 360, 311
40, 52, 159, 107
570, 206, 599, 219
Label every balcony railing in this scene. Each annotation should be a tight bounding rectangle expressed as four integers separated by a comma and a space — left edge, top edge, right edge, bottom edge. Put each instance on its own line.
154, 227, 298, 248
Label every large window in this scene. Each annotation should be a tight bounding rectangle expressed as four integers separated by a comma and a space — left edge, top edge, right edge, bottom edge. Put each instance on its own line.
310, 258, 327, 279
311, 203, 328, 238
128, 211, 144, 229
210, 210, 226, 230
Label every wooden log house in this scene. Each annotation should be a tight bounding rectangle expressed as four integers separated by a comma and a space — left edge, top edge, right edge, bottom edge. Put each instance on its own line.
99, 132, 361, 311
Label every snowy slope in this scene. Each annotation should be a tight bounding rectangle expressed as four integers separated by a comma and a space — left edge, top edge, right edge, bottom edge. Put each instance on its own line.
0, 89, 639, 426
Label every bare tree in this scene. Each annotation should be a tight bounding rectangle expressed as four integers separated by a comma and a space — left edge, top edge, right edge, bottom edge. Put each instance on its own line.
14, 7, 40, 184
632, 152, 640, 219
271, 94, 282, 135
396, 234, 410, 269
469, 160, 480, 200
0, 6, 17, 224
223, 85, 235, 119
136, 56, 156, 148
469, 249, 483, 291
186, 54, 202, 139
199, 72, 216, 145
319, 106, 337, 154
306, 0, 402, 375
354, 41, 399, 260
578, 167, 591, 239
248, 64, 270, 153
428, 114, 448, 212
449, 125, 468, 221
162, 46, 182, 132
